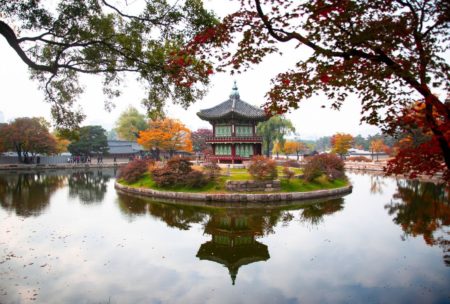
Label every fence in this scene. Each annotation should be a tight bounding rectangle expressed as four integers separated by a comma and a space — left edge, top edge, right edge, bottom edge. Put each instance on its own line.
0, 155, 71, 165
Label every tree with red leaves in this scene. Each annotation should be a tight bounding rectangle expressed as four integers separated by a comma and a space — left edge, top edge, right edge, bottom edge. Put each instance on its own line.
191, 128, 213, 153
176, 0, 450, 182
0, 117, 57, 163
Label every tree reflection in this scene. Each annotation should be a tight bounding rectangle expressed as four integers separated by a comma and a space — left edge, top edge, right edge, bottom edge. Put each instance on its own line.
68, 170, 111, 204
386, 180, 450, 266
0, 173, 65, 217
299, 198, 344, 226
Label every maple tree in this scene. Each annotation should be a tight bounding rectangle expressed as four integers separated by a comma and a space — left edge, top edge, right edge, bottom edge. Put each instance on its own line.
137, 118, 192, 159
370, 138, 386, 161
385, 101, 450, 180
331, 133, 353, 159
284, 141, 307, 160
191, 128, 213, 153
0, 0, 217, 128
175, 0, 449, 182
0, 117, 57, 163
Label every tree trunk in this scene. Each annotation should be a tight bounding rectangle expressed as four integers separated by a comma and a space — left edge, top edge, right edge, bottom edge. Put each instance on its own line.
265, 141, 271, 157
14, 142, 23, 163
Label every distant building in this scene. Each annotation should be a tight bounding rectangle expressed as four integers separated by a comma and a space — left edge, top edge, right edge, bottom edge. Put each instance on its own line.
107, 140, 143, 158
197, 82, 269, 164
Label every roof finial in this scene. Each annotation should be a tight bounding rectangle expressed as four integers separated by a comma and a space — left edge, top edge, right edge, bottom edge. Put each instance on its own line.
230, 80, 240, 99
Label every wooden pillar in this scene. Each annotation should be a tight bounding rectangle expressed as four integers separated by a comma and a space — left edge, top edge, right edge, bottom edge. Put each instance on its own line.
212, 123, 216, 137
231, 144, 236, 164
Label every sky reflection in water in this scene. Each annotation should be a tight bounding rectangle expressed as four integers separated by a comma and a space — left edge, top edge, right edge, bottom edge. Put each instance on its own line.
0, 169, 449, 304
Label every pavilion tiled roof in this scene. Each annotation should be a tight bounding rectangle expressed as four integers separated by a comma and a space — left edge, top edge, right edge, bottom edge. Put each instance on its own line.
197, 82, 268, 122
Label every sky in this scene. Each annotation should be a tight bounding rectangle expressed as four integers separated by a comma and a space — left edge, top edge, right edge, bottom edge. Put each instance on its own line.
0, 0, 380, 140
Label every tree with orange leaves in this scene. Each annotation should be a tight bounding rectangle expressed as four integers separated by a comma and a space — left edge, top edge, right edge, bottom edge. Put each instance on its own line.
284, 141, 307, 161
138, 118, 192, 160
331, 133, 353, 159
370, 139, 386, 161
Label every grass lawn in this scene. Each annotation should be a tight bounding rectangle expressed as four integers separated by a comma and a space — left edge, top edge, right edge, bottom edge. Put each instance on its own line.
120, 166, 348, 194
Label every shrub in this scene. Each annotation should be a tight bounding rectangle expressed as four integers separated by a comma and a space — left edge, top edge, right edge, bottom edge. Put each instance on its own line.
118, 159, 149, 183
248, 155, 278, 181
303, 153, 345, 182
284, 159, 301, 168
202, 161, 221, 180
347, 156, 372, 162
184, 170, 208, 188
282, 165, 295, 182
166, 157, 193, 174
151, 156, 209, 188
151, 166, 179, 187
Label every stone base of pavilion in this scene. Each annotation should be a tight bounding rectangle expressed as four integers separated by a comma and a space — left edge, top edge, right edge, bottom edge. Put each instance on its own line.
115, 182, 352, 204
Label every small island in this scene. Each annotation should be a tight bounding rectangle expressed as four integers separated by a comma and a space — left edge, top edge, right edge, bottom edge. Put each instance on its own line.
115, 155, 352, 203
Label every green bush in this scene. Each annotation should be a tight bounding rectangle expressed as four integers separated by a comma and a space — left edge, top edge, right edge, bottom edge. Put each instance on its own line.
303, 153, 345, 182
118, 159, 150, 183
248, 155, 278, 181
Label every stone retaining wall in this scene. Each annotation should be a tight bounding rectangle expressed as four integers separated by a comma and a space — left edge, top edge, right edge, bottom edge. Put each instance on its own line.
226, 180, 281, 192
115, 182, 352, 202
0, 162, 126, 171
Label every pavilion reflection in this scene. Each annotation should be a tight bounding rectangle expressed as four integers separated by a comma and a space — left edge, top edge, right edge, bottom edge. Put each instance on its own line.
117, 193, 345, 284
0, 172, 65, 217
386, 180, 450, 266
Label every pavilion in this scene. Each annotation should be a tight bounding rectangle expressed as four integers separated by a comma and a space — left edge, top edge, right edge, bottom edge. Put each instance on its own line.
197, 82, 268, 163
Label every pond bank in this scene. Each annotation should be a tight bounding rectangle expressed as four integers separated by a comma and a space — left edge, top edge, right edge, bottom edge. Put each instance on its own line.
114, 181, 353, 203
0, 162, 127, 171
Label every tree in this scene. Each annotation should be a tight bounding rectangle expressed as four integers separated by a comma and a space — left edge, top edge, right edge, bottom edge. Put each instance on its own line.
53, 133, 71, 154
370, 138, 386, 161
180, 0, 450, 181
191, 128, 213, 153
68, 125, 109, 156
0, 117, 57, 163
0, 0, 217, 128
331, 133, 353, 159
137, 118, 192, 159
272, 141, 283, 159
314, 136, 331, 152
257, 115, 295, 157
284, 141, 307, 160
115, 106, 147, 141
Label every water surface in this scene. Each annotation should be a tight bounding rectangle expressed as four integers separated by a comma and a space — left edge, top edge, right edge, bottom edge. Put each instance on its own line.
0, 169, 449, 303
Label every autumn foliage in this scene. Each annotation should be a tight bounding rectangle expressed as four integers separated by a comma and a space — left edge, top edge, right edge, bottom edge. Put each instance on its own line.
248, 155, 278, 181
151, 157, 208, 188
118, 159, 151, 183
331, 133, 354, 158
303, 154, 345, 182
173, 0, 450, 183
138, 118, 193, 158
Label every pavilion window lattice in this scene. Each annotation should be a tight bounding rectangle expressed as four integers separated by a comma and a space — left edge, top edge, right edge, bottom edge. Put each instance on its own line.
236, 144, 253, 157
216, 144, 231, 155
236, 126, 252, 137
215, 125, 232, 137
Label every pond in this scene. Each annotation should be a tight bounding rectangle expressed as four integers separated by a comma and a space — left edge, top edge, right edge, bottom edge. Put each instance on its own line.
0, 169, 449, 303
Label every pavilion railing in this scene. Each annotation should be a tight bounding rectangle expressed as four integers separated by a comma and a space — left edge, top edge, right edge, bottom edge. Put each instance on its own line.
205, 136, 263, 143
